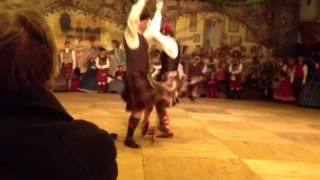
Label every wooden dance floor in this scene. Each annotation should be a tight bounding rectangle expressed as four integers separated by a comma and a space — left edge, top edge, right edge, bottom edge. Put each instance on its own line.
56, 93, 320, 180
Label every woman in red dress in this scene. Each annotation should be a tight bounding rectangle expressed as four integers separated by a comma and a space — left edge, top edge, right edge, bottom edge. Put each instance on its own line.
205, 71, 218, 98
273, 57, 296, 102
95, 48, 110, 93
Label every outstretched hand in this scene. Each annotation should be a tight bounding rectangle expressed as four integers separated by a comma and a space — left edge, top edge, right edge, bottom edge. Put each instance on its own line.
156, 0, 163, 11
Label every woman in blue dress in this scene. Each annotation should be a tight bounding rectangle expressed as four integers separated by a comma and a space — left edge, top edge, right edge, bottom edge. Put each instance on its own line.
298, 59, 320, 108
79, 48, 98, 92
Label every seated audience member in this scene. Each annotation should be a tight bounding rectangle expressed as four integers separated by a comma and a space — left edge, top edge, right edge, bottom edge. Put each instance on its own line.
0, 2, 117, 180
108, 65, 126, 93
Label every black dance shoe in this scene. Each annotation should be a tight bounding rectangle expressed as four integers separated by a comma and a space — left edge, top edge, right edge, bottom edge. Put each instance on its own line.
124, 138, 140, 149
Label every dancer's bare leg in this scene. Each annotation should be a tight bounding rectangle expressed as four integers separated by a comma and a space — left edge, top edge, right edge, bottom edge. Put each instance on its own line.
142, 106, 153, 136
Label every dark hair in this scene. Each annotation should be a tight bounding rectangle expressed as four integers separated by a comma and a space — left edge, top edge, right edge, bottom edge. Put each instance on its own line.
232, 50, 241, 57
111, 40, 120, 48
0, 2, 57, 93
98, 47, 107, 52
140, 9, 150, 21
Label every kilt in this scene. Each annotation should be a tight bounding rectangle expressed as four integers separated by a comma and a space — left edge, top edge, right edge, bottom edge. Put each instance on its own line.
121, 72, 160, 112
61, 63, 73, 80
96, 69, 108, 84
156, 71, 181, 107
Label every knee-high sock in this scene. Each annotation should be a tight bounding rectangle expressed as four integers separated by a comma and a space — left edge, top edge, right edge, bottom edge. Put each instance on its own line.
156, 100, 171, 132
126, 116, 140, 139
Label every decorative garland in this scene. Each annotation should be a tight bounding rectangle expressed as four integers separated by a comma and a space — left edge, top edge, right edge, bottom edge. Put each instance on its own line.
203, 0, 265, 6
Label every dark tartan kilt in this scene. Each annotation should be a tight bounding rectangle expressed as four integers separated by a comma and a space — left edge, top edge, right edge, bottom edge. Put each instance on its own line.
61, 63, 73, 80
121, 72, 161, 112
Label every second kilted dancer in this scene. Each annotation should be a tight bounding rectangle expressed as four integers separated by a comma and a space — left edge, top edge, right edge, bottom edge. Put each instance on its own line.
122, 0, 178, 148
142, 23, 182, 138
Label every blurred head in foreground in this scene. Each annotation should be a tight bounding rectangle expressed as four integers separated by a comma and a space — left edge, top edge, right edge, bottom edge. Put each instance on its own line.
0, 2, 57, 94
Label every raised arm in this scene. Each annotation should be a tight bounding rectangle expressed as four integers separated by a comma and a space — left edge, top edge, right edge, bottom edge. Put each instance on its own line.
145, 0, 179, 59
143, 0, 163, 41
154, 34, 178, 59
124, 0, 147, 49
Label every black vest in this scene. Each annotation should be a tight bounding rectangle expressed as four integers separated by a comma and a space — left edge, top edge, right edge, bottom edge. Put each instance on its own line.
124, 34, 149, 74
160, 44, 180, 75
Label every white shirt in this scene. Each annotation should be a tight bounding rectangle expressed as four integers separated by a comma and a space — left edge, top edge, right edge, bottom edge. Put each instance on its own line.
60, 48, 76, 69
95, 57, 110, 69
123, 0, 178, 59
229, 63, 243, 75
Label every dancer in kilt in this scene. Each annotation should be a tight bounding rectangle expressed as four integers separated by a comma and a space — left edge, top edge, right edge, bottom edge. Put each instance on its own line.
122, 0, 178, 148
60, 41, 76, 91
142, 23, 181, 138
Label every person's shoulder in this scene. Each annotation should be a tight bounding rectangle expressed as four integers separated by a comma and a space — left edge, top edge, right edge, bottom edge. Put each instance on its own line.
57, 120, 114, 146
71, 120, 112, 137
59, 120, 118, 179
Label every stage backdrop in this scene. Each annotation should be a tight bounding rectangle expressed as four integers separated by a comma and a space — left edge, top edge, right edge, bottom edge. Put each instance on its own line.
7, 0, 301, 56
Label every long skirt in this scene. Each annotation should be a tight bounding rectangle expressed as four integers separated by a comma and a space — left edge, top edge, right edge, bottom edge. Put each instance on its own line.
108, 79, 125, 94
273, 78, 296, 102
80, 69, 97, 91
293, 77, 303, 98
298, 80, 320, 108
